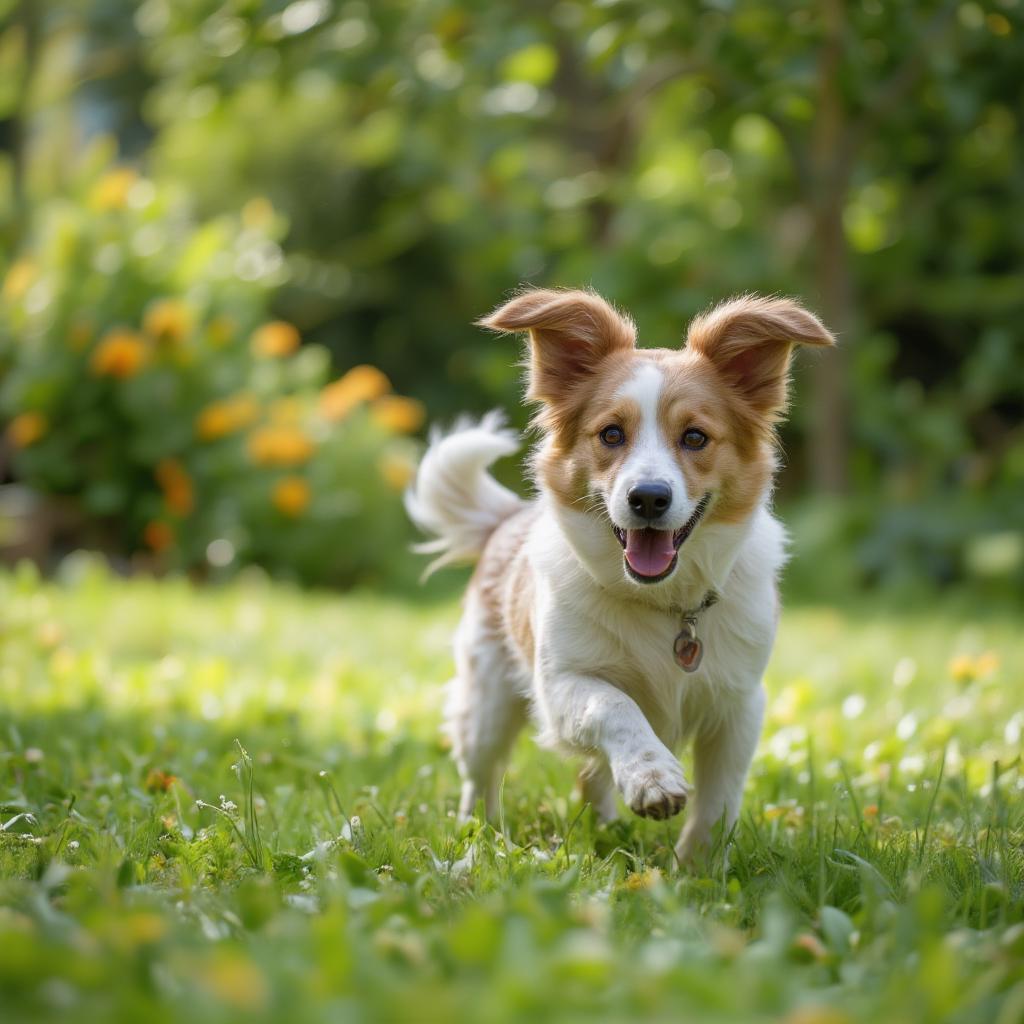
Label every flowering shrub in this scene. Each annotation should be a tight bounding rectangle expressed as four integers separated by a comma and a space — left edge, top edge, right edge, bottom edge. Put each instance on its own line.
0, 164, 422, 585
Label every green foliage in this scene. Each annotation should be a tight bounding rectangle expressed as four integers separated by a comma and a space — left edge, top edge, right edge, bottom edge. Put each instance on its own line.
0, 156, 422, 585
1, 1, 1023, 593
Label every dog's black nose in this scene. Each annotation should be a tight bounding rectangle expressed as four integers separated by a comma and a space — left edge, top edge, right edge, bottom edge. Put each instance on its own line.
627, 481, 672, 520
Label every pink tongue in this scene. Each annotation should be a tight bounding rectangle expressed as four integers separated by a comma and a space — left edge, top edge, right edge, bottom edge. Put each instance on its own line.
624, 528, 676, 577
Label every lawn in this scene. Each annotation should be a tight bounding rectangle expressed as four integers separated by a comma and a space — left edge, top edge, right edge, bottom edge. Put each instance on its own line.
1, 557, 1022, 1024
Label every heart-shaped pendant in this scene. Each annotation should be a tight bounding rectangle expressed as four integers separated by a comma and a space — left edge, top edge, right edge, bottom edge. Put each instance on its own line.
674, 623, 703, 673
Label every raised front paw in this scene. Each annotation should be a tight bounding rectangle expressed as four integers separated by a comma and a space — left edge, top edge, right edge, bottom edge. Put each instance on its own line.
614, 750, 691, 821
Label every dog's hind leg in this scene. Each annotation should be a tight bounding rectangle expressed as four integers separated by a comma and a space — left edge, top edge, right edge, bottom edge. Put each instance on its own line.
447, 594, 527, 822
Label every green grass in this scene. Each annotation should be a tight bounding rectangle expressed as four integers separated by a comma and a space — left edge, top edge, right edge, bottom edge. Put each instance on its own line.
1, 556, 1022, 1024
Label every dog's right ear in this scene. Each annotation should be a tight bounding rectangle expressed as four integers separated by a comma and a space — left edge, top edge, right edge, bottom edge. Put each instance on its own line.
478, 288, 636, 405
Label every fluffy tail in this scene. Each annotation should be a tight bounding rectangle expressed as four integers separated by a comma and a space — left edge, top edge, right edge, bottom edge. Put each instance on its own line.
405, 411, 524, 577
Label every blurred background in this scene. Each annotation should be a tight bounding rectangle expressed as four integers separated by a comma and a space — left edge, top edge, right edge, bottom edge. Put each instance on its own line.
0, 0, 1021, 602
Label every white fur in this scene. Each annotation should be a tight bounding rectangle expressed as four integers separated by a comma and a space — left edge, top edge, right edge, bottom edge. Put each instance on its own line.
410, 412, 786, 865
405, 411, 524, 576
608, 361, 694, 532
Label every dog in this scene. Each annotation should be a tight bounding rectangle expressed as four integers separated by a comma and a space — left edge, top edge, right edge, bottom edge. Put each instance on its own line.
406, 288, 834, 864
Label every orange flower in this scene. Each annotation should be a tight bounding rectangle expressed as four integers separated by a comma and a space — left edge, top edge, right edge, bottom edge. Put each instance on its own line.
2, 260, 36, 301
155, 458, 194, 516
378, 451, 415, 491
250, 321, 300, 358
144, 769, 177, 793
272, 476, 311, 517
247, 425, 315, 466
89, 167, 138, 211
144, 299, 193, 345
196, 394, 260, 441
143, 520, 174, 553
7, 412, 48, 448
319, 365, 391, 422
371, 395, 425, 434
91, 330, 148, 378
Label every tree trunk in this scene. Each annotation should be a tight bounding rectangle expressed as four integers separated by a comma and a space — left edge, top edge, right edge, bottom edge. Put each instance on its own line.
808, 0, 853, 495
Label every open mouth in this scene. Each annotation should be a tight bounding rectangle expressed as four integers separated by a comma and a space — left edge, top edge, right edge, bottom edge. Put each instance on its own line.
612, 493, 711, 584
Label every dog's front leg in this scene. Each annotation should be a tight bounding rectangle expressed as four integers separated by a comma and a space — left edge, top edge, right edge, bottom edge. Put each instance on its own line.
540, 673, 690, 821
675, 684, 766, 865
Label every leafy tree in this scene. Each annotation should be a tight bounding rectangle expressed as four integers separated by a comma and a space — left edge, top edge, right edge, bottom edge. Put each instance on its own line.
2, 0, 1022, 591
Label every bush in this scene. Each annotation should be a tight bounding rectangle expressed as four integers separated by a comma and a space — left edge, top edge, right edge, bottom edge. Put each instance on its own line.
0, 159, 422, 586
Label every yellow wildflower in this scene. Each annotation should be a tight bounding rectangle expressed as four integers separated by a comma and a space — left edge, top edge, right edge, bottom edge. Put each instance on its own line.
247, 425, 315, 466
7, 412, 48, 448
143, 520, 174, 553
89, 167, 138, 211
623, 868, 661, 891
2, 260, 36, 301
143, 298, 193, 345
155, 458, 194, 516
950, 650, 1000, 686
195, 394, 260, 441
319, 365, 391, 422
948, 654, 975, 685
272, 476, 311, 517
378, 451, 416, 491
250, 320, 300, 358
91, 330, 148, 378
371, 395, 425, 434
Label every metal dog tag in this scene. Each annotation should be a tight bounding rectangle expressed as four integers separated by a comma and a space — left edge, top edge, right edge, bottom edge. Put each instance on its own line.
673, 620, 703, 673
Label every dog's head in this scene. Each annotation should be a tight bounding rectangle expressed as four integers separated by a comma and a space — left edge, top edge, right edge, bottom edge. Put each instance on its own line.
480, 288, 835, 587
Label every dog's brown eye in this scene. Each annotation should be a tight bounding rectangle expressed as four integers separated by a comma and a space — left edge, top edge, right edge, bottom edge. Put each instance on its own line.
599, 425, 625, 447
681, 428, 708, 450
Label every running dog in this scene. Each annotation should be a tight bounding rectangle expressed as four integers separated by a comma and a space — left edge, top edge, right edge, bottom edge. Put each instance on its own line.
406, 288, 834, 864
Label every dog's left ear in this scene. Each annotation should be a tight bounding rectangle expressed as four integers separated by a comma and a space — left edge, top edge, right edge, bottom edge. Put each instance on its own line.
478, 288, 636, 405
686, 295, 835, 419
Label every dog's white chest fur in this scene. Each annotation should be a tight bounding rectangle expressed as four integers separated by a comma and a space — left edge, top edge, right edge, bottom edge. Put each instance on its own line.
528, 502, 784, 752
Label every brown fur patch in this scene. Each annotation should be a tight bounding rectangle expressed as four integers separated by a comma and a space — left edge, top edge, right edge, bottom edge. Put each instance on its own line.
471, 504, 540, 671
686, 294, 835, 422
478, 289, 637, 443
